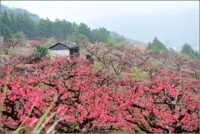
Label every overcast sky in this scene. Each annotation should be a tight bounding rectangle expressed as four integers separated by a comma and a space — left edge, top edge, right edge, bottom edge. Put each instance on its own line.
1, 1, 199, 23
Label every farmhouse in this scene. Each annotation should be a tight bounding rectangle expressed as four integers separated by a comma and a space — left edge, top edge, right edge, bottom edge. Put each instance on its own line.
49, 42, 79, 58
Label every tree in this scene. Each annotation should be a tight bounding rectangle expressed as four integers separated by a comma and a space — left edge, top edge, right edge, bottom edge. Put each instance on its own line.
0, 39, 19, 54
181, 43, 194, 56
12, 31, 26, 45
1, 25, 12, 41
14, 14, 37, 38
90, 28, 110, 43
1, 8, 126, 45
0, 58, 119, 132
37, 18, 53, 38
35, 45, 48, 58
1, 58, 199, 133
147, 37, 168, 51
78, 23, 91, 38
113, 68, 200, 133
68, 33, 89, 45
181, 43, 199, 59
109, 47, 130, 76
107, 35, 127, 46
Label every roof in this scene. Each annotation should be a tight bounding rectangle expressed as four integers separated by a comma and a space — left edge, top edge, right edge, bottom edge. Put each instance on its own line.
49, 42, 79, 50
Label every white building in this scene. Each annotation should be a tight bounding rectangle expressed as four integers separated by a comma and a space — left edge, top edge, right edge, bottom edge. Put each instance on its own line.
49, 42, 79, 58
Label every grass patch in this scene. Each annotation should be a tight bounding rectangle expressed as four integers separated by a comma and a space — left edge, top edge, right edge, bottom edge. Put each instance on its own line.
111, 131, 131, 134
9, 47, 35, 56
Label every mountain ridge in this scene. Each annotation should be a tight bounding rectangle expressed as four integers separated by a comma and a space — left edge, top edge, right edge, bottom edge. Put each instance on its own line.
87, 8, 199, 50
1, 5, 40, 22
1, 4, 145, 46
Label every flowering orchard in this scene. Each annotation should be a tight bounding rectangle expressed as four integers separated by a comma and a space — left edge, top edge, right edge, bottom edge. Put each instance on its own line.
0, 46, 200, 133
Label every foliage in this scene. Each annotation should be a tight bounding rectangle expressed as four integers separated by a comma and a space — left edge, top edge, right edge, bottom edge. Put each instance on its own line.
35, 45, 48, 58
0, 54, 200, 133
107, 32, 128, 47
1, 25, 12, 41
147, 37, 168, 51
1, 10, 126, 45
13, 31, 26, 40
68, 33, 89, 45
90, 28, 110, 43
17, 53, 42, 64
0, 39, 20, 55
181, 43, 200, 59
78, 23, 91, 39
1, 7, 200, 133
12, 31, 26, 45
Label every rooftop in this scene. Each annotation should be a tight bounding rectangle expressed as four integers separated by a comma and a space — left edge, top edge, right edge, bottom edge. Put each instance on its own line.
49, 42, 79, 49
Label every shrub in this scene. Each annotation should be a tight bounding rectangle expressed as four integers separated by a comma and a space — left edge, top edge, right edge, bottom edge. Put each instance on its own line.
35, 45, 48, 58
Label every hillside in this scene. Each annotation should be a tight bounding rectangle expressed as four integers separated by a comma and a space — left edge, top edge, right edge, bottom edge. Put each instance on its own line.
88, 8, 199, 51
1, 5, 40, 22
1, 4, 146, 46
0, 2, 199, 133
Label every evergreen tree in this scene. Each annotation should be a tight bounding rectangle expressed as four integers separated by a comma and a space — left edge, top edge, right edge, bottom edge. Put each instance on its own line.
147, 37, 168, 51
78, 23, 91, 39
181, 43, 194, 55
181, 43, 199, 59
1, 25, 12, 41
1, 8, 127, 44
37, 18, 53, 38
1, 11, 13, 40
90, 28, 110, 43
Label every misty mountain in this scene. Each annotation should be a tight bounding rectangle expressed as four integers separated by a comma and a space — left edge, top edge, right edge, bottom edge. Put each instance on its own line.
1, 4, 144, 46
87, 8, 199, 51
1, 4, 199, 51
1, 5, 40, 22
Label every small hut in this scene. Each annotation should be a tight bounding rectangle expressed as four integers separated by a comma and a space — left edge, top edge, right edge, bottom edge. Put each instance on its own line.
49, 42, 79, 58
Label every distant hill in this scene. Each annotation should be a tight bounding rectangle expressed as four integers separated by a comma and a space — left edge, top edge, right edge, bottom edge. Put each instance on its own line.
1, 5, 40, 22
88, 8, 199, 51
1, 4, 146, 46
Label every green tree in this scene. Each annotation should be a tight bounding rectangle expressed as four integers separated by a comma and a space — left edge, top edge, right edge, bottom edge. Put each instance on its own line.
147, 37, 168, 51
13, 31, 26, 45
37, 18, 53, 38
78, 23, 91, 38
68, 33, 89, 45
2, 11, 11, 26
72, 22, 79, 33
181, 43, 194, 55
15, 14, 37, 38
1, 25, 12, 41
1, 11, 13, 40
1, 7, 128, 46
107, 32, 127, 46
61, 20, 73, 38
90, 28, 110, 43
35, 45, 48, 58
181, 43, 199, 59
52, 19, 73, 40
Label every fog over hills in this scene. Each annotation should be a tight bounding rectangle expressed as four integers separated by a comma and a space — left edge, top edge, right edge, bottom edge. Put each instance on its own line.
1, 3, 199, 51
1, 5, 40, 22
87, 8, 199, 51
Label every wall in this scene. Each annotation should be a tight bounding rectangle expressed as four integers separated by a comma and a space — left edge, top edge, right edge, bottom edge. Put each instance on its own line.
0, 36, 3, 45
49, 49, 70, 59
